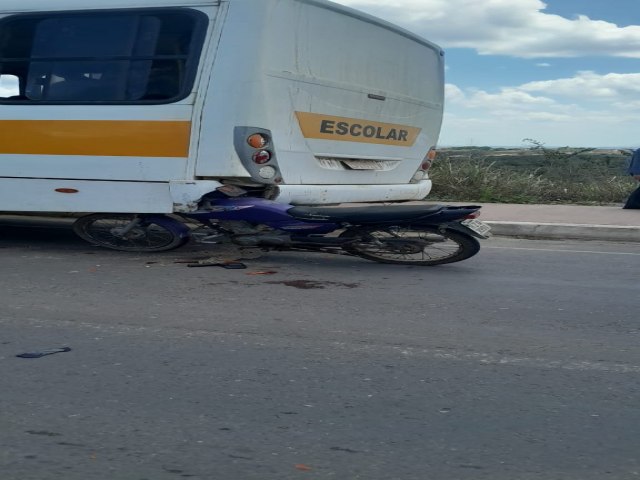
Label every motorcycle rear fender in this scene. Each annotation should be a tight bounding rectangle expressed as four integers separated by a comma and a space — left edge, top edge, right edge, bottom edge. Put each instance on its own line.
410, 206, 481, 225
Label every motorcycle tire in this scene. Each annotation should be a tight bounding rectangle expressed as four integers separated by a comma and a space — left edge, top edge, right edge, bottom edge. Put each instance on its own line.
73, 214, 189, 252
340, 226, 480, 266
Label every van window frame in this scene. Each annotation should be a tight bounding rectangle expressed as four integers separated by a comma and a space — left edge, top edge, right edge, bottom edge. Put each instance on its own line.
0, 7, 208, 105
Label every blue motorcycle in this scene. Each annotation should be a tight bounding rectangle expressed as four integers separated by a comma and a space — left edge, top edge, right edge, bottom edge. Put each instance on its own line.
72, 189, 490, 266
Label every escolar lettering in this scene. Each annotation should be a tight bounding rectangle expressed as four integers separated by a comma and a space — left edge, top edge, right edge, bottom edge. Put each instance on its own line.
320, 120, 409, 142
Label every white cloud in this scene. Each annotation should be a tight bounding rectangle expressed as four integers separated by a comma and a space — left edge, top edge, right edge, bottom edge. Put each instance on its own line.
445, 85, 557, 114
444, 84, 465, 103
441, 72, 640, 146
448, 72, 640, 112
464, 89, 556, 109
613, 100, 640, 111
519, 71, 640, 99
525, 112, 573, 122
334, 0, 640, 58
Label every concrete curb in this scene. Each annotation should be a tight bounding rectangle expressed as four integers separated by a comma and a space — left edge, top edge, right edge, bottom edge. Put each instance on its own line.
486, 221, 640, 243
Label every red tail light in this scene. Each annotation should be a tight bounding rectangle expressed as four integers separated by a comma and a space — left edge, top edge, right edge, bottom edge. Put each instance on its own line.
252, 150, 272, 164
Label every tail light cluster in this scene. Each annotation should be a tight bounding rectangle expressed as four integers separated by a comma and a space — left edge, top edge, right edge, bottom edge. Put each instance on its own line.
247, 134, 272, 167
412, 147, 437, 182
234, 128, 282, 184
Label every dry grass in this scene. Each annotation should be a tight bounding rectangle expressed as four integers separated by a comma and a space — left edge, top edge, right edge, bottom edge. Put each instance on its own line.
428, 152, 634, 205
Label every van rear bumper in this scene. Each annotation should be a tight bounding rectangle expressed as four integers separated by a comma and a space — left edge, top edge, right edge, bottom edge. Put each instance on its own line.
269, 180, 432, 205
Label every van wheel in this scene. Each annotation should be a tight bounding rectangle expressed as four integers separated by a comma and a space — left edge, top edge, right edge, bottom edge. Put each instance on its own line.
73, 214, 188, 252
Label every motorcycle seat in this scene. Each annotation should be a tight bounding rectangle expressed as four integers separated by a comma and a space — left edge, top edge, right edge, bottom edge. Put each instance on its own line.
287, 204, 445, 224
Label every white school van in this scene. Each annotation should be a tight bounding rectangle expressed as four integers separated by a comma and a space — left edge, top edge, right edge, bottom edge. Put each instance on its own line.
0, 0, 444, 213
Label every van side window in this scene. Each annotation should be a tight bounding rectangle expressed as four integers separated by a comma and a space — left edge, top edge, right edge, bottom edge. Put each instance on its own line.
0, 9, 207, 104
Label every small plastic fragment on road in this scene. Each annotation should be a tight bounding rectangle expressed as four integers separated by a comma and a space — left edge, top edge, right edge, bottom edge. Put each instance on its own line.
295, 464, 312, 471
187, 261, 247, 269
267, 280, 359, 290
16, 347, 71, 359
246, 271, 278, 275
330, 446, 360, 454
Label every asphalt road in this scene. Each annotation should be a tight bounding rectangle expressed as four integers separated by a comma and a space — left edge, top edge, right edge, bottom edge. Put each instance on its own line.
1, 219, 639, 480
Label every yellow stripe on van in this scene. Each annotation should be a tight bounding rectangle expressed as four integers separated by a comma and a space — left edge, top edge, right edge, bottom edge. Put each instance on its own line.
0, 120, 191, 157
295, 112, 421, 147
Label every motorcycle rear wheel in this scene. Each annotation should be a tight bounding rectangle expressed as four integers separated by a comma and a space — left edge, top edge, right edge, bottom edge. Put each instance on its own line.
73, 214, 188, 252
341, 226, 480, 266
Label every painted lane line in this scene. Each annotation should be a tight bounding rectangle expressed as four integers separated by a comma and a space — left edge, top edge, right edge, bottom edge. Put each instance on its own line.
330, 342, 640, 375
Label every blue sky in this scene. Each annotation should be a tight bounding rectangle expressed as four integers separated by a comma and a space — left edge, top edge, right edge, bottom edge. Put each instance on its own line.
334, 0, 640, 148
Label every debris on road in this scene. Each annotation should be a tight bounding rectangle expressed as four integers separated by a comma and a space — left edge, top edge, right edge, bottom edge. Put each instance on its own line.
186, 261, 247, 269
16, 347, 71, 359
267, 280, 360, 290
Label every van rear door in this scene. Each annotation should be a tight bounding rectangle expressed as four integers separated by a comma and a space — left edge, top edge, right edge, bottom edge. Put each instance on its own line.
263, 0, 444, 186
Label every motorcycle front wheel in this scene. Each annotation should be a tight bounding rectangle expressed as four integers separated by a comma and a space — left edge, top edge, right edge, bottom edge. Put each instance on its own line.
341, 226, 480, 266
73, 214, 188, 252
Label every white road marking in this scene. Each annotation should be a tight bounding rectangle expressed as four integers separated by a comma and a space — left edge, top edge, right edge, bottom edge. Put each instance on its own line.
485, 246, 640, 256
332, 343, 640, 375
428, 350, 640, 374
